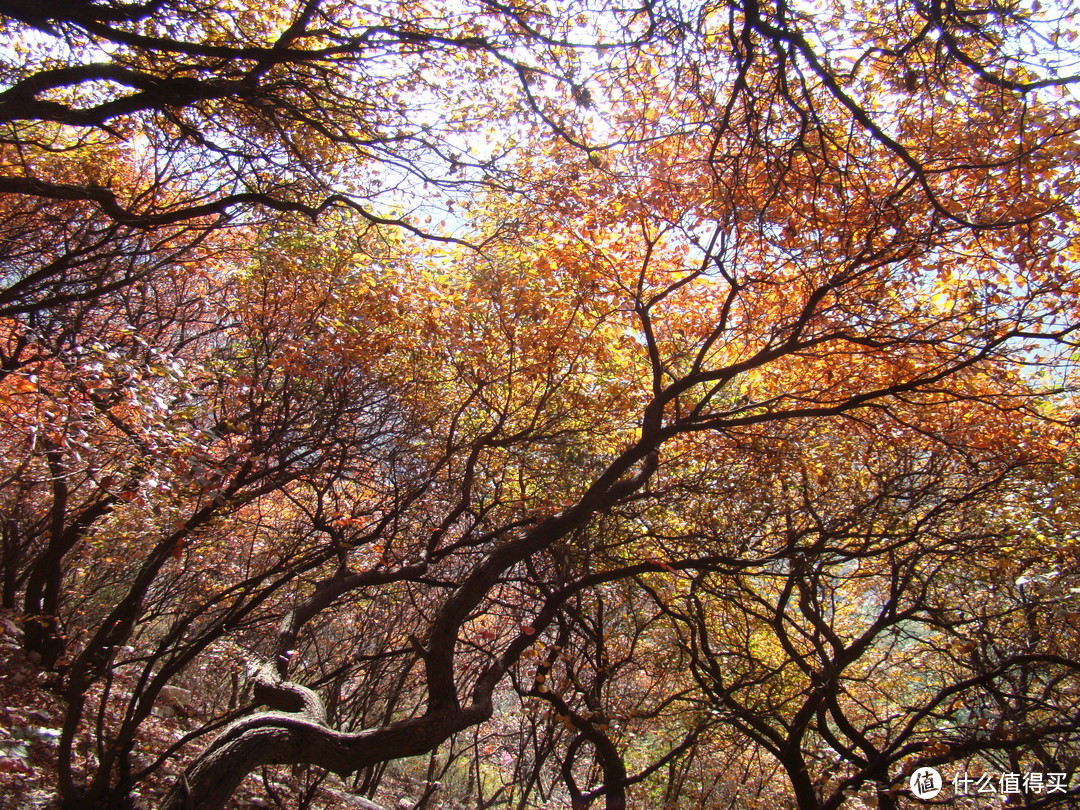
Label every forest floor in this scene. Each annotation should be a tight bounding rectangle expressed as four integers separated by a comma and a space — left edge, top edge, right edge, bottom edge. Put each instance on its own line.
0, 611, 64, 810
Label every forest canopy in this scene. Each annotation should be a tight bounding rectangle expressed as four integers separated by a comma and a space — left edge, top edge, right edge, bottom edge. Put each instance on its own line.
0, 0, 1079, 808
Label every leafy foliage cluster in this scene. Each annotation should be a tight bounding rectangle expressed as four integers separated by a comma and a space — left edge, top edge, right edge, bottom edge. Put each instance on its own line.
0, 0, 1079, 808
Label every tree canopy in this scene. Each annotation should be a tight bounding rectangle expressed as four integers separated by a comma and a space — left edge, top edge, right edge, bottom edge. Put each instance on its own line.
0, 0, 1079, 808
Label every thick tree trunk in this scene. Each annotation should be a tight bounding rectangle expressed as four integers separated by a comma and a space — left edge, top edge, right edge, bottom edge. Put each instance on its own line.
159, 708, 487, 810
162, 447, 660, 810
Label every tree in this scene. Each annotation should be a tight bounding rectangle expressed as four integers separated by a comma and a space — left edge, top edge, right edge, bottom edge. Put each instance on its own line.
631, 420, 1080, 810
0, 0, 1078, 808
